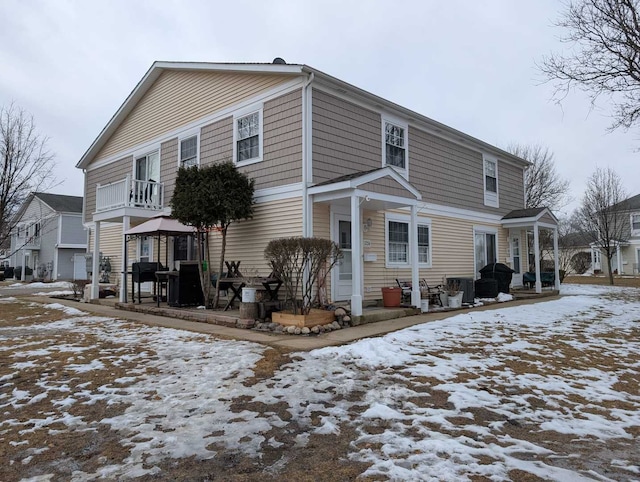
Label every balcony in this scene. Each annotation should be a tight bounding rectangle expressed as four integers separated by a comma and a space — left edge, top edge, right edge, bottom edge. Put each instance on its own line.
22, 235, 41, 250
96, 176, 164, 216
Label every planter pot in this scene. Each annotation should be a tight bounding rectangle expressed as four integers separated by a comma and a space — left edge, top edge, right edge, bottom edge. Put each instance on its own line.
241, 287, 257, 302
239, 301, 258, 320
381, 287, 402, 307
420, 299, 429, 313
272, 309, 335, 328
448, 292, 464, 309
439, 292, 448, 307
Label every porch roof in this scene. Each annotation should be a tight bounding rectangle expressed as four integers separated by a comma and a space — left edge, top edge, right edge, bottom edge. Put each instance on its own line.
124, 214, 195, 237
308, 166, 421, 210
501, 207, 558, 229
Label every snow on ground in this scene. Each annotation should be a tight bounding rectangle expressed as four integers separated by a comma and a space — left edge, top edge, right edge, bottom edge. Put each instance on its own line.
1, 286, 639, 480
4, 281, 73, 290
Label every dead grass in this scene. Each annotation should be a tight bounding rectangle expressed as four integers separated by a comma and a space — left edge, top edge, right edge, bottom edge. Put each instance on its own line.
564, 275, 640, 287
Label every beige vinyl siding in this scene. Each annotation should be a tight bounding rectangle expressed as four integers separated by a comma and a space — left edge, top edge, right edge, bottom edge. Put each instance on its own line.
359, 178, 416, 198
88, 223, 123, 285
312, 89, 381, 183
313, 203, 332, 297
84, 156, 132, 223
359, 210, 508, 302
200, 117, 233, 166
499, 162, 526, 212
160, 138, 178, 204
207, 197, 303, 276
199, 89, 303, 190
539, 212, 557, 226
95, 71, 294, 161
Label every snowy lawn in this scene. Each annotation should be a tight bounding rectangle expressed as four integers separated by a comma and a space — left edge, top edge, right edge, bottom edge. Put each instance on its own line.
0, 284, 639, 481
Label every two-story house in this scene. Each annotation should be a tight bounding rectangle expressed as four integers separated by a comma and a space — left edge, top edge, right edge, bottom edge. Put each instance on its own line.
77, 60, 559, 314
9, 193, 87, 281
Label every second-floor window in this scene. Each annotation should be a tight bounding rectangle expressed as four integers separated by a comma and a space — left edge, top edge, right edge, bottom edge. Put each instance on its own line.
385, 122, 406, 170
236, 111, 260, 162
180, 135, 198, 168
632, 214, 640, 231
483, 155, 499, 207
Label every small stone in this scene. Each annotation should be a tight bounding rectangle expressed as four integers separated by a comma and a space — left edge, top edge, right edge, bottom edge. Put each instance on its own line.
324, 325, 331, 332
274, 324, 284, 333
342, 315, 351, 322
301, 327, 310, 335
311, 325, 320, 334
294, 327, 301, 335
268, 322, 278, 330
334, 307, 347, 317
331, 321, 341, 330
286, 325, 296, 334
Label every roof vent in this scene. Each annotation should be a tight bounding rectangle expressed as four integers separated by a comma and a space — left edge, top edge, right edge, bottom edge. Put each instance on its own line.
272, 57, 286, 64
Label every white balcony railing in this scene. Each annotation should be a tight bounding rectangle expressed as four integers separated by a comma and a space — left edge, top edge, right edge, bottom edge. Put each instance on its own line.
96, 175, 164, 213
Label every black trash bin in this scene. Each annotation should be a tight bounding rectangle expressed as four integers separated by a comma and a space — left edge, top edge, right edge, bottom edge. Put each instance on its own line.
475, 278, 499, 298
479, 262, 515, 294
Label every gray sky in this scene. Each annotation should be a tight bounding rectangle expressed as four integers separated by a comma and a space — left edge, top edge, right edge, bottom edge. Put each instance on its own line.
1, 0, 637, 216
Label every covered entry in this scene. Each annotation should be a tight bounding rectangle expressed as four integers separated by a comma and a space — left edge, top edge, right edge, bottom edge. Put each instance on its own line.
307, 167, 422, 316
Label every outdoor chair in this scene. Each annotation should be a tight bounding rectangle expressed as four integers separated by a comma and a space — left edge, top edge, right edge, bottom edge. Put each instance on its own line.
420, 279, 444, 307
395, 279, 413, 304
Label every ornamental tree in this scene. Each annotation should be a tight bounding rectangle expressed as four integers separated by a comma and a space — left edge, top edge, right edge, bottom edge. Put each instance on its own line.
171, 162, 255, 307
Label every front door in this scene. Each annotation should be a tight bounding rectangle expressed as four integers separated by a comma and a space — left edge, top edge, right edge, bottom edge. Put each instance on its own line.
137, 236, 153, 292
592, 248, 601, 272
511, 234, 522, 287
334, 215, 352, 300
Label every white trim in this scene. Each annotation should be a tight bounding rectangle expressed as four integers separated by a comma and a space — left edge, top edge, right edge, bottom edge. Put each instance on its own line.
53, 247, 59, 281
233, 105, 264, 166
153, 61, 304, 74
57, 243, 87, 249
253, 183, 303, 203
84, 79, 305, 171
178, 130, 200, 168
483, 154, 499, 208
418, 201, 503, 223
381, 115, 409, 180
384, 212, 432, 268
630, 213, 640, 237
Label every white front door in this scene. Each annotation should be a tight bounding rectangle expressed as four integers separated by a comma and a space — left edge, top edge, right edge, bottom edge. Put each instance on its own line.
592, 249, 601, 272
73, 254, 88, 280
137, 236, 153, 292
511, 234, 522, 286
334, 215, 352, 301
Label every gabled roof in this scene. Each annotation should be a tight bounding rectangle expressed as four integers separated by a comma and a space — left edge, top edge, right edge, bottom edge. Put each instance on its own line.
34, 193, 83, 213
501, 207, 558, 227
12, 192, 84, 224
560, 231, 596, 247
610, 193, 640, 211
77, 61, 531, 170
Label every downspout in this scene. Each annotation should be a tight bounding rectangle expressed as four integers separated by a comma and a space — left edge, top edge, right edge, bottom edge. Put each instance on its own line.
301, 71, 314, 237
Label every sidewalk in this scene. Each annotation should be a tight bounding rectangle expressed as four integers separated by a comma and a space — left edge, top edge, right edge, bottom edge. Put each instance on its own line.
25, 294, 561, 351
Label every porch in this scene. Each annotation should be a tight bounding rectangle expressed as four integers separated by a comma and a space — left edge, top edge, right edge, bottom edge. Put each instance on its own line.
95, 176, 164, 217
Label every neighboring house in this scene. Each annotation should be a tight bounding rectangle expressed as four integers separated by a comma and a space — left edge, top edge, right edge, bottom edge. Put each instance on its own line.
558, 231, 599, 274
77, 60, 559, 314
8, 193, 87, 281
598, 193, 640, 275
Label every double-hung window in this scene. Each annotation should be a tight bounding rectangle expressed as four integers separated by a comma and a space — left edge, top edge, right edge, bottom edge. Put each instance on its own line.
386, 214, 432, 267
180, 135, 198, 168
384, 121, 406, 170
632, 214, 640, 232
483, 155, 499, 207
388, 220, 409, 263
234, 109, 263, 164
474, 229, 497, 277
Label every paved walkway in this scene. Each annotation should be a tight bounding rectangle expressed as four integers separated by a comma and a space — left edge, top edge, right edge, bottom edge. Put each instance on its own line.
23, 294, 561, 351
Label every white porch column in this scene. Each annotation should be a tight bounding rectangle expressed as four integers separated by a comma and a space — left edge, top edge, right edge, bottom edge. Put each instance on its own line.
553, 227, 560, 290
91, 221, 101, 300
617, 244, 622, 274
410, 204, 420, 307
533, 223, 541, 293
120, 216, 130, 302
350, 194, 363, 316
21, 249, 26, 281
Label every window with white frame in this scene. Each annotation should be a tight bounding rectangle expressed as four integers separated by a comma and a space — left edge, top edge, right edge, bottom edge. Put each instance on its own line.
632, 214, 640, 231
180, 135, 198, 168
483, 155, 498, 207
384, 121, 406, 170
236, 111, 261, 163
474, 229, 497, 277
418, 224, 430, 264
385, 214, 432, 267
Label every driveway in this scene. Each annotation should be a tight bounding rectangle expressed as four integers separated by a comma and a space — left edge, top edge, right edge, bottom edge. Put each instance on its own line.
1, 284, 638, 481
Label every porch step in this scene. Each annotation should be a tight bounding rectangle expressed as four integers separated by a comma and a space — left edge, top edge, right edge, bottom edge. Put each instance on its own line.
352, 306, 421, 326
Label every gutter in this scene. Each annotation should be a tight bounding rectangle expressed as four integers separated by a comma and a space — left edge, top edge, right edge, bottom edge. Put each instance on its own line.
301, 71, 314, 237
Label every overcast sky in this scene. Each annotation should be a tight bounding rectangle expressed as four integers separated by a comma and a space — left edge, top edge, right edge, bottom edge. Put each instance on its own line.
1, 0, 637, 216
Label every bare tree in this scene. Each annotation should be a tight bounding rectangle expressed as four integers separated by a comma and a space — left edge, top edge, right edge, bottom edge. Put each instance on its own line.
540, 0, 640, 131
507, 143, 571, 210
0, 103, 56, 246
578, 167, 629, 284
